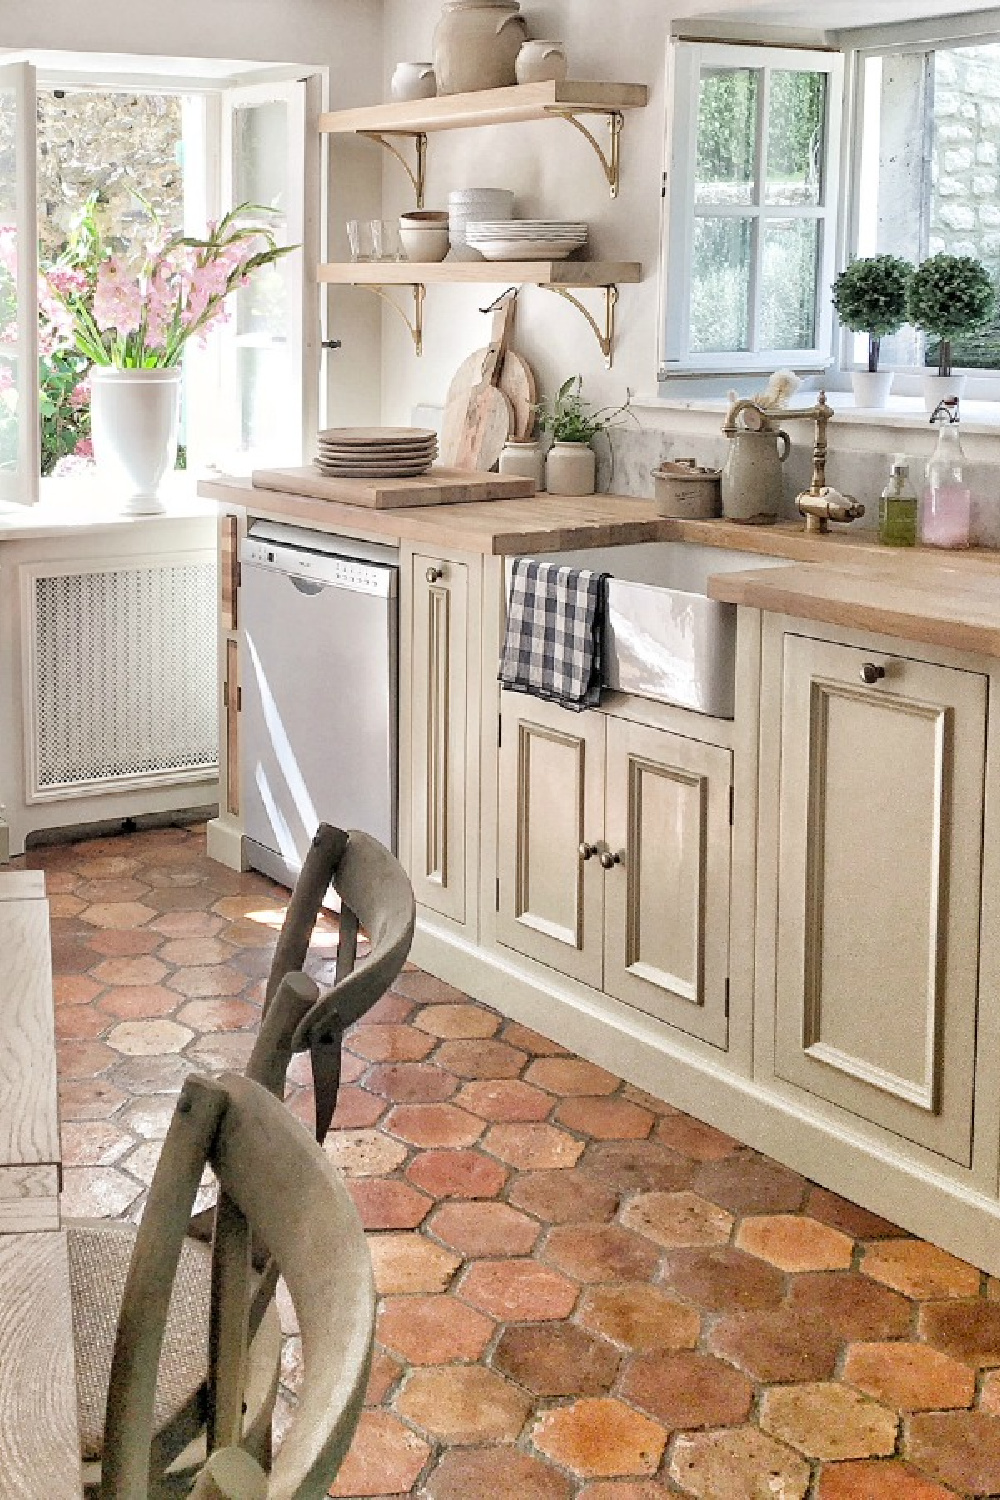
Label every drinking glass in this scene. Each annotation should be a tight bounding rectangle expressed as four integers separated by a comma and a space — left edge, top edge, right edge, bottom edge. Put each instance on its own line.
371, 219, 402, 261
346, 219, 372, 262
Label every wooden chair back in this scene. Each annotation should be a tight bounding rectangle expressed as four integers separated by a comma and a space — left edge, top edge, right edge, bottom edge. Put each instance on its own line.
99, 1072, 375, 1500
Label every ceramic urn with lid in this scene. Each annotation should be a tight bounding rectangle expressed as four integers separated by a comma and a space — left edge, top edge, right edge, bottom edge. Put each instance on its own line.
433, 0, 528, 95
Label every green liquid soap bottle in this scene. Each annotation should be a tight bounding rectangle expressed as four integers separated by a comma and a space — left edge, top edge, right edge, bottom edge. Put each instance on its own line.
878, 454, 918, 547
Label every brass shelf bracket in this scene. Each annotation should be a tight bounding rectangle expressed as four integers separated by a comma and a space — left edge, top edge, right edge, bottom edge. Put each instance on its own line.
358, 131, 428, 207
541, 283, 620, 367
544, 109, 625, 197
357, 282, 426, 356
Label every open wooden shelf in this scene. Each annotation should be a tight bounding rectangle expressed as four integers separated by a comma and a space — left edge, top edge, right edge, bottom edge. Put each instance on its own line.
318, 80, 648, 137
318, 260, 641, 287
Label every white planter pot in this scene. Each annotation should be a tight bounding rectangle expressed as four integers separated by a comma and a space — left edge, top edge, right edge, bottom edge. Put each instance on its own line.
90, 367, 182, 515
545, 441, 595, 497
922, 372, 967, 414
851, 370, 893, 409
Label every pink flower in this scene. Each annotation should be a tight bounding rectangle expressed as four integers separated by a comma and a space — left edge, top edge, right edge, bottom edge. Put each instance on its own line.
93, 260, 143, 336
69, 382, 90, 408
73, 436, 94, 458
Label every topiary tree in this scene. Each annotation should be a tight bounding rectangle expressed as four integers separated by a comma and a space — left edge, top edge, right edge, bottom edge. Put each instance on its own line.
906, 253, 997, 376
831, 254, 912, 372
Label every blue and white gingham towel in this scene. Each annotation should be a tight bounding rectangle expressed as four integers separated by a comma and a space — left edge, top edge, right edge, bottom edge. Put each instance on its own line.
498, 558, 608, 712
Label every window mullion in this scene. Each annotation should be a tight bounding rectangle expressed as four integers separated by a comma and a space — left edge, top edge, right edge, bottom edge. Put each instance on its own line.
749, 66, 770, 357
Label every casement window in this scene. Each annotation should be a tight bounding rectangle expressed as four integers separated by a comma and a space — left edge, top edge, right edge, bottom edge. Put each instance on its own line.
659, 40, 843, 379
1, 56, 319, 508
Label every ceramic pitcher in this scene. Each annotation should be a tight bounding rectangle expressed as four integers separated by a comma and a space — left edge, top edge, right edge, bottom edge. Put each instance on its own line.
391, 63, 437, 101
433, 0, 528, 94
720, 426, 790, 524
515, 40, 568, 85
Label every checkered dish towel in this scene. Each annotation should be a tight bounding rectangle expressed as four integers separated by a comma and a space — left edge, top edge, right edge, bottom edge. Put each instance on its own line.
498, 558, 609, 711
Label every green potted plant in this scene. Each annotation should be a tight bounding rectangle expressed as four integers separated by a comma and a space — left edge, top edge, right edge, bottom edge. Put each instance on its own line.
535, 377, 634, 496
831, 254, 912, 408
906, 252, 996, 410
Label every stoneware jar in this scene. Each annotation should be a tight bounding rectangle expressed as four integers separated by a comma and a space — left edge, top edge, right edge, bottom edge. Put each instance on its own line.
433, 0, 528, 95
499, 439, 545, 490
720, 426, 789, 524
390, 62, 437, 102
546, 441, 596, 497
515, 40, 568, 86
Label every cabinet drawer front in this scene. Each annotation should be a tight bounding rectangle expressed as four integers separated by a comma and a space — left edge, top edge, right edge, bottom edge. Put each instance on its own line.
410, 556, 469, 924
604, 719, 731, 1047
775, 634, 986, 1164
496, 698, 604, 989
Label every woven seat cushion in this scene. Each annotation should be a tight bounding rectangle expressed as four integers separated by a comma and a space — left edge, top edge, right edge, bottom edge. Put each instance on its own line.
67, 1223, 211, 1463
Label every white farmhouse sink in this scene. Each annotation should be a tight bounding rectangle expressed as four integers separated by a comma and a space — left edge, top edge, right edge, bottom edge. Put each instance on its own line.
533, 543, 790, 719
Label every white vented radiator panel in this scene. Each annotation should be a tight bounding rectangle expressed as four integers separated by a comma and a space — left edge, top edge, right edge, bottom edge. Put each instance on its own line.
23, 555, 218, 800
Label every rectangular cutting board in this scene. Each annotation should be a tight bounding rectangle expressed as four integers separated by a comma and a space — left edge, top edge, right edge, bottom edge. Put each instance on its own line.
251, 466, 536, 510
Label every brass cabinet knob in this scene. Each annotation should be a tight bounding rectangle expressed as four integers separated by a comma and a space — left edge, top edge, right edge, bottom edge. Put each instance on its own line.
579, 842, 598, 862
599, 850, 623, 870
860, 662, 886, 685
425, 566, 444, 584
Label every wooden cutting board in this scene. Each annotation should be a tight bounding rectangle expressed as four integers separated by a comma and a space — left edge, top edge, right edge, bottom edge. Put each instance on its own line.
251, 466, 536, 510
440, 347, 536, 460
452, 295, 516, 472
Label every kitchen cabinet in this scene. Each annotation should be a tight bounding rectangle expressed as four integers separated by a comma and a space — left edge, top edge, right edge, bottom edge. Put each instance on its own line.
764, 627, 987, 1166
496, 695, 733, 1047
403, 545, 482, 931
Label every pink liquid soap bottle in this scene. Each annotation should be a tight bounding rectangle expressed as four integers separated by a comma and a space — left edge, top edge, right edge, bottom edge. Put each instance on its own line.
920, 396, 972, 549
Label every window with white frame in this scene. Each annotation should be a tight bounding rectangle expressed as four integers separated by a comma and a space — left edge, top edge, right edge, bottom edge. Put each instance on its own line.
660, 41, 843, 379
849, 32, 1000, 376
0, 56, 319, 508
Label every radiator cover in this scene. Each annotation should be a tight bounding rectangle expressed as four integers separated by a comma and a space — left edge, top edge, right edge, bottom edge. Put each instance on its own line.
23, 555, 218, 800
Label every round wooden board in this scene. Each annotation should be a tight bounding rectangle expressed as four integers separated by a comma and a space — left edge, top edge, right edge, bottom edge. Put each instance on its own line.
452, 384, 514, 473
440, 347, 537, 464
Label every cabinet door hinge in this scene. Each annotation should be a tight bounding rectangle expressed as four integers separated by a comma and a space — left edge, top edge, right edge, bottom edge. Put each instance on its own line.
724, 977, 730, 1017
223, 681, 242, 712
729, 785, 735, 826
661, 170, 668, 199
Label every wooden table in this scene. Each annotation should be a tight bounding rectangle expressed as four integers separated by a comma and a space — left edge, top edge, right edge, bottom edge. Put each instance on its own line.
0, 871, 84, 1497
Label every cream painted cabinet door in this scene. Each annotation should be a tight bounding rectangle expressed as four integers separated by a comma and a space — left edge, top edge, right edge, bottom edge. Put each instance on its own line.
408, 554, 470, 924
774, 633, 986, 1165
496, 695, 605, 989
604, 719, 732, 1047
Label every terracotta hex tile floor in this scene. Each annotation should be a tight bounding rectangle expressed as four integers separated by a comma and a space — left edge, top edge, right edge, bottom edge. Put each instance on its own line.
20, 824, 1000, 1498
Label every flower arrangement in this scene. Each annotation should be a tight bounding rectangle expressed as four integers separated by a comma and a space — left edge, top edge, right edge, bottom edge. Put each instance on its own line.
535, 377, 635, 445
831, 254, 913, 372
36, 195, 296, 369
906, 252, 996, 376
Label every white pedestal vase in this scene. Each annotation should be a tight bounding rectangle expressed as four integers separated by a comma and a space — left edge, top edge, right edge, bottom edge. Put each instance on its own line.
922, 372, 967, 414
89, 367, 182, 516
851, 370, 893, 409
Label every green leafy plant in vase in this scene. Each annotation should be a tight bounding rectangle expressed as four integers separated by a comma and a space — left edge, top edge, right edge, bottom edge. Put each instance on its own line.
535, 377, 635, 496
831, 253, 912, 408
906, 252, 996, 411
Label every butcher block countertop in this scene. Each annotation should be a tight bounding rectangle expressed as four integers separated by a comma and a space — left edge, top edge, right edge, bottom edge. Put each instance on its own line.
201, 477, 1000, 658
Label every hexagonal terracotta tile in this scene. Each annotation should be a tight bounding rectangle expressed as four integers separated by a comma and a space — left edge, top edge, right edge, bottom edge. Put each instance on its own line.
694, 1152, 808, 1216
492, 1322, 620, 1397
395, 1364, 531, 1443
507, 1170, 619, 1225
907, 1411, 1000, 1494
861, 1239, 980, 1299
500, 1021, 569, 1056
542, 1223, 660, 1283
87, 929, 163, 958
669, 1427, 810, 1500
620, 1350, 753, 1431
455, 1079, 553, 1122
368, 1233, 461, 1295
917, 1298, 1000, 1366
346, 1179, 432, 1231
53, 975, 103, 1007
654, 1114, 739, 1161
366, 1062, 459, 1104
526, 1058, 620, 1096
577, 1283, 700, 1352
805, 1186, 904, 1240
106, 1019, 193, 1056
79, 901, 156, 929
484, 1122, 585, 1170
459, 1259, 578, 1322
326, 1410, 430, 1497
658, 1246, 785, 1314
736, 1214, 854, 1272
59, 1121, 132, 1168
434, 1039, 528, 1079
553, 1096, 654, 1141
98, 985, 179, 1021
413, 1002, 501, 1039
425, 1448, 572, 1500
383, 1103, 485, 1150
785, 1272, 912, 1341
429, 1201, 540, 1258
531, 1397, 666, 1478
377, 1294, 493, 1364
92, 956, 168, 988
621, 1190, 733, 1249
347, 1024, 436, 1063
165, 964, 249, 998
323, 1129, 409, 1178
582, 1141, 696, 1194
759, 1383, 898, 1461
843, 1340, 975, 1410
709, 1308, 842, 1383
814, 1459, 955, 1499
59, 1166, 143, 1218
406, 1149, 507, 1200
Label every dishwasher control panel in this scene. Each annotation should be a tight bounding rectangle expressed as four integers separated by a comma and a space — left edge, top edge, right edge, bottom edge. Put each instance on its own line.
241, 538, 396, 598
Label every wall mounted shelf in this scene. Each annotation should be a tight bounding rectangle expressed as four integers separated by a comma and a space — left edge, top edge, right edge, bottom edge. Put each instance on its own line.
319, 80, 649, 204
318, 260, 642, 364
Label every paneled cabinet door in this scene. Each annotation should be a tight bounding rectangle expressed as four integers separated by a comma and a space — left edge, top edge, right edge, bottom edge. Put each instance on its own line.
409, 554, 469, 924
774, 634, 987, 1166
496, 696, 605, 989
604, 719, 732, 1047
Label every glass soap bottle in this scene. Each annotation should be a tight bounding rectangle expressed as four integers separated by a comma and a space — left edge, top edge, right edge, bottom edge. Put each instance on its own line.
920, 398, 972, 549
878, 454, 917, 547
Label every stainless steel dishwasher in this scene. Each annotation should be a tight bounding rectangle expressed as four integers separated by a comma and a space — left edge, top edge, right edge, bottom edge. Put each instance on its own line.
239, 520, 398, 887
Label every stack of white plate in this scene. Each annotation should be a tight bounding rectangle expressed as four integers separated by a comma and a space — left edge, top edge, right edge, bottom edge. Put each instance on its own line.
464, 220, 588, 262
315, 427, 438, 478
448, 188, 514, 261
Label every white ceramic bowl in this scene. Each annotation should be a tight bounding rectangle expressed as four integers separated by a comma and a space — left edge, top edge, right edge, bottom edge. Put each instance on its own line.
448, 188, 514, 260
400, 224, 450, 262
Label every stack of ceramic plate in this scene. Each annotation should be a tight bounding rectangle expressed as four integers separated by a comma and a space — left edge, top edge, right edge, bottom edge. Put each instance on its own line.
448, 188, 515, 261
315, 427, 438, 478
464, 220, 588, 262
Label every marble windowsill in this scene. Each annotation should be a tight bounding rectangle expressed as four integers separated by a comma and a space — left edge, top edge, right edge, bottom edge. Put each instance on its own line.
633, 391, 1000, 438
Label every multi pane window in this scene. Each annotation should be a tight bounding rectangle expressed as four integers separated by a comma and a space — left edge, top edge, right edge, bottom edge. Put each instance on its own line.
661, 42, 842, 376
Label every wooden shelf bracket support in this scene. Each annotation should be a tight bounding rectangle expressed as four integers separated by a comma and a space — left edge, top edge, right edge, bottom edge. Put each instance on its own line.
541, 283, 620, 367
354, 281, 426, 355
359, 131, 428, 207
544, 109, 625, 197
